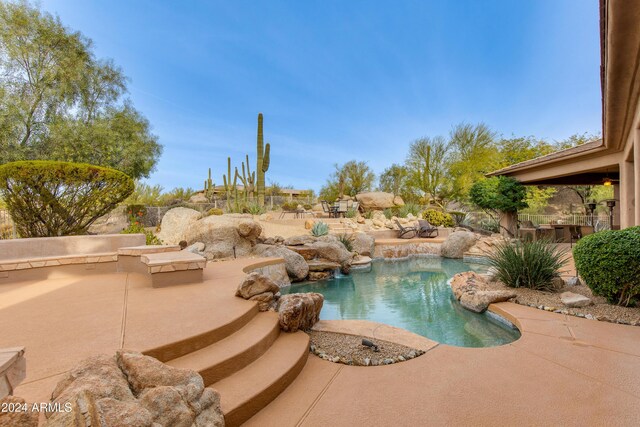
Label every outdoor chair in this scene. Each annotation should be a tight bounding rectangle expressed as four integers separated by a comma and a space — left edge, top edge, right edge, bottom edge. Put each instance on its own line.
417, 220, 438, 238
337, 200, 349, 217
394, 220, 418, 239
321, 200, 338, 218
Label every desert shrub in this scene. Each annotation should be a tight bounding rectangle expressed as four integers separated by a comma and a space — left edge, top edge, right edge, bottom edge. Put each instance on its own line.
396, 203, 420, 218
363, 210, 374, 220
303, 203, 313, 210
337, 233, 354, 252
281, 201, 297, 211
244, 203, 266, 215
479, 217, 500, 233
345, 208, 358, 218
0, 161, 133, 237
207, 208, 223, 216
448, 211, 468, 227
422, 209, 454, 227
573, 227, 640, 306
121, 222, 162, 245
488, 239, 568, 291
383, 208, 395, 219
311, 221, 329, 237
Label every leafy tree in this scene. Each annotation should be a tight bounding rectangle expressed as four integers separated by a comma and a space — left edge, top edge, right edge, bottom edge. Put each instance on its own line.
447, 122, 500, 200
405, 136, 451, 207
469, 176, 528, 236
0, 160, 133, 237
378, 163, 409, 195
553, 132, 601, 151
0, 1, 161, 179
497, 136, 554, 167
319, 160, 375, 200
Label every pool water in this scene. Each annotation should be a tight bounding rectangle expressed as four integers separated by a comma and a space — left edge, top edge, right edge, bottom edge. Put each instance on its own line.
282, 257, 520, 347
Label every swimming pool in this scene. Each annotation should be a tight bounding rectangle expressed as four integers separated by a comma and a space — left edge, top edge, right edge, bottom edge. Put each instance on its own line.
282, 257, 520, 347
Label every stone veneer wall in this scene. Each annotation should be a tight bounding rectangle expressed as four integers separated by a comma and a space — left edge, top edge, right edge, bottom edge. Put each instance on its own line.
373, 241, 442, 259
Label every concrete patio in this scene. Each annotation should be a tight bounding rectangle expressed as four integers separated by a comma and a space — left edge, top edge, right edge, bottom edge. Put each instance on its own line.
1, 257, 639, 425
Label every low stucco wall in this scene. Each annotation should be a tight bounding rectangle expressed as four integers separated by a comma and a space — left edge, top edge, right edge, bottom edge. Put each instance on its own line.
0, 234, 145, 262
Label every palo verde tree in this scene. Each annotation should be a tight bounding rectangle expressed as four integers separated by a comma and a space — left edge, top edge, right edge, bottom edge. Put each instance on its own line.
319, 160, 375, 201
469, 176, 528, 236
405, 136, 451, 207
0, 161, 134, 237
0, 2, 161, 179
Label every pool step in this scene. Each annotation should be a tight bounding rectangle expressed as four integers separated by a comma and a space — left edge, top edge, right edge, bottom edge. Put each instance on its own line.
166, 311, 280, 385
212, 331, 310, 427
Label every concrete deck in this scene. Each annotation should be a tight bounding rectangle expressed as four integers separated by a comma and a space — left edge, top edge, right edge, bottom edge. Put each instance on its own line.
2, 257, 640, 425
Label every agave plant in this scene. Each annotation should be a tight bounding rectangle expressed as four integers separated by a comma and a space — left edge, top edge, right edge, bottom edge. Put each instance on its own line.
487, 239, 569, 291
311, 221, 329, 237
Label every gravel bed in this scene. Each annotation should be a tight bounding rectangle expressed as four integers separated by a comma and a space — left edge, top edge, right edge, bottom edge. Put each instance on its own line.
307, 330, 425, 366
483, 281, 640, 326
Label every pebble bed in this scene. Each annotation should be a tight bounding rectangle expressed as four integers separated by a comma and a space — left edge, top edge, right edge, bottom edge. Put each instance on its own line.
307, 330, 425, 366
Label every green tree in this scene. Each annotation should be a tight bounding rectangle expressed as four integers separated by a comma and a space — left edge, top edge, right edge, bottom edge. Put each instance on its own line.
553, 132, 601, 151
447, 122, 499, 199
0, 1, 161, 179
469, 176, 528, 236
405, 136, 451, 207
319, 160, 375, 200
497, 136, 554, 167
378, 164, 408, 195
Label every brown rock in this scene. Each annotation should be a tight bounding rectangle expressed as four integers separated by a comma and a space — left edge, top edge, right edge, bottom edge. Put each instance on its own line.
450, 271, 516, 313
284, 235, 317, 246
355, 192, 396, 209
253, 244, 309, 281
304, 219, 315, 229
139, 386, 194, 427
307, 260, 341, 271
441, 231, 478, 259
309, 241, 353, 272
236, 272, 280, 299
249, 292, 276, 311
97, 398, 154, 427
0, 396, 38, 427
560, 292, 592, 308
308, 271, 332, 281
278, 293, 324, 332
286, 245, 318, 260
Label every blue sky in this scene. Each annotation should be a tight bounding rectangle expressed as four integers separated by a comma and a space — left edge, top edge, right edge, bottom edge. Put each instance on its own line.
41, 0, 601, 192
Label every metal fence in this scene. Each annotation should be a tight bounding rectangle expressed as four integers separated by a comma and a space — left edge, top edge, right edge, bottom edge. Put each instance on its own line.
517, 213, 611, 228
0, 209, 17, 239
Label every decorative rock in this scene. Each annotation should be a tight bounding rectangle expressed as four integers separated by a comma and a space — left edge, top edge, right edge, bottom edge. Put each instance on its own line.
551, 276, 566, 290
284, 235, 317, 246
277, 293, 324, 332
185, 241, 205, 255
441, 231, 478, 259
565, 276, 582, 287
188, 192, 208, 203
309, 241, 353, 273
307, 260, 341, 272
393, 195, 405, 207
250, 262, 291, 288
464, 234, 509, 258
351, 232, 375, 256
253, 245, 309, 281
307, 271, 332, 281
0, 396, 38, 427
355, 192, 398, 210
156, 207, 202, 245
304, 219, 315, 230
236, 272, 280, 299
450, 271, 516, 313
287, 245, 318, 260
560, 292, 592, 308
249, 292, 276, 311
46, 351, 223, 427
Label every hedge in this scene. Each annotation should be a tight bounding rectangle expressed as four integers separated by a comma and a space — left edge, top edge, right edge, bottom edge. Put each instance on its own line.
573, 227, 640, 306
0, 160, 134, 237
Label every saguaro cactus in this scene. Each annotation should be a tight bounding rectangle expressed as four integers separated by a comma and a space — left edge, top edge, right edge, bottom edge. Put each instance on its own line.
256, 113, 271, 207
222, 157, 237, 211
204, 168, 215, 202
235, 154, 255, 202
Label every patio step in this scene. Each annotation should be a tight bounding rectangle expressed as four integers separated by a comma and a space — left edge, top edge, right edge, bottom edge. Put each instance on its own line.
166, 311, 280, 385
212, 331, 310, 427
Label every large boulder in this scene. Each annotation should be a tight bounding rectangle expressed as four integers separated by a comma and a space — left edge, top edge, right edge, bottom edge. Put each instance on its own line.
45, 351, 223, 427
188, 192, 208, 203
278, 293, 324, 332
236, 272, 280, 299
351, 232, 375, 256
465, 234, 509, 258
88, 205, 129, 234
157, 207, 202, 245
253, 244, 309, 281
441, 231, 478, 259
0, 396, 38, 427
449, 271, 516, 313
355, 192, 397, 210
185, 214, 262, 260
309, 241, 353, 267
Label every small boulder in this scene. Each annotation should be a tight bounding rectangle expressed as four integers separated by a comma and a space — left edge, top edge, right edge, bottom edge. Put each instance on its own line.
450, 271, 516, 313
253, 244, 309, 281
185, 242, 205, 255
560, 292, 592, 308
565, 276, 582, 287
284, 235, 317, 246
278, 293, 324, 332
304, 219, 315, 230
351, 233, 375, 256
249, 292, 277, 311
236, 272, 280, 299
309, 241, 353, 273
441, 231, 478, 259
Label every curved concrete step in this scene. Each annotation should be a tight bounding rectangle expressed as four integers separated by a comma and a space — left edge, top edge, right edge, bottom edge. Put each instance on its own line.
143, 303, 259, 363
166, 311, 280, 385
212, 331, 310, 427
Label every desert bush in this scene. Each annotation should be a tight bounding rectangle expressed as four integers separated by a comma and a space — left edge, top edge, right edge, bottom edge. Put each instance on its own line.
311, 221, 329, 237
573, 227, 640, 306
244, 203, 266, 215
0, 161, 133, 237
479, 217, 500, 233
207, 208, 224, 216
396, 203, 420, 218
281, 201, 298, 211
383, 208, 395, 219
488, 239, 568, 291
448, 210, 468, 227
337, 233, 355, 252
422, 209, 454, 227
362, 210, 374, 219
345, 208, 358, 218
121, 222, 162, 245
303, 204, 313, 210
